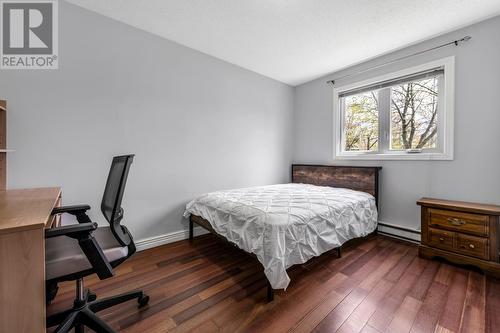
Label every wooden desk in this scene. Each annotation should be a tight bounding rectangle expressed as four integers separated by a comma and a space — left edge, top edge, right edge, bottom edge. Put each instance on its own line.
0, 187, 61, 333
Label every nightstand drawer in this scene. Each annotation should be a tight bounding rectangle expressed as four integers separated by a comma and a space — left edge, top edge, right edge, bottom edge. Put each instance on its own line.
456, 233, 489, 260
429, 208, 489, 236
428, 227, 454, 251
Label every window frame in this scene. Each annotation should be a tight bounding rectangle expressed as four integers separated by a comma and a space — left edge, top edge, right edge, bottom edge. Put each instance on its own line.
333, 56, 455, 160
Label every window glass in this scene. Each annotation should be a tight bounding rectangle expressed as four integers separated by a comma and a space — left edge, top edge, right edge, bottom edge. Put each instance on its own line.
343, 91, 379, 152
390, 77, 440, 150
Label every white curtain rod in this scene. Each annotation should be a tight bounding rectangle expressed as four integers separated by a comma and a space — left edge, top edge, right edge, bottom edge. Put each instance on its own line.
326, 36, 471, 85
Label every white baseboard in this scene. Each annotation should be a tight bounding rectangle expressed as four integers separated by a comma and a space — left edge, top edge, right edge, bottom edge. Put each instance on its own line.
135, 227, 209, 252
377, 221, 421, 242
135, 221, 421, 252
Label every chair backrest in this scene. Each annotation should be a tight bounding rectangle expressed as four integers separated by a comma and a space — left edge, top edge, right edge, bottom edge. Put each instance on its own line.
101, 154, 134, 246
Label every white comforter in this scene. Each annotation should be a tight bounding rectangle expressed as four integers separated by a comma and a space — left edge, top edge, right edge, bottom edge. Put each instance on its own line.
183, 183, 377, 289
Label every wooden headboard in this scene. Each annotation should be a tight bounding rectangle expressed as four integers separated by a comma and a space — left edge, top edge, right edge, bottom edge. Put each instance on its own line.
291, 164, 381, 206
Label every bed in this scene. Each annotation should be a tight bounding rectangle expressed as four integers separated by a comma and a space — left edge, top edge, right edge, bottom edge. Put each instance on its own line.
183, 165, 381, 301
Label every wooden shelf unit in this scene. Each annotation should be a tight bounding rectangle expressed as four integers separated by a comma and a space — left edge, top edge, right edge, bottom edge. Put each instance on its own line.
0, 100, 6, 190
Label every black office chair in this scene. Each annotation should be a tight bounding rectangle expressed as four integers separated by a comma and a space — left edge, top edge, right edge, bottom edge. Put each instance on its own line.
45, 155, 149, 333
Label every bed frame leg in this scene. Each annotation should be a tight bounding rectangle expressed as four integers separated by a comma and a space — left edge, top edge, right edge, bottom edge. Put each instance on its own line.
337, 247, 342, 258
266, 281, 274, 302
189, 218, 194, 241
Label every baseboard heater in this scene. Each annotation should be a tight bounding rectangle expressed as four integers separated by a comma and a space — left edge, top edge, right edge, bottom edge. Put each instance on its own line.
377, 221, 421, 244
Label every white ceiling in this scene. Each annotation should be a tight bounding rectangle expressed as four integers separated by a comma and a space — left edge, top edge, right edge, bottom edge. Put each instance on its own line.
65, 0, 500, 86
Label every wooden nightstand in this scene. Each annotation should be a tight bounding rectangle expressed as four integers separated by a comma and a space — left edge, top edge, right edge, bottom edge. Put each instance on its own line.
418, 197, 500, 277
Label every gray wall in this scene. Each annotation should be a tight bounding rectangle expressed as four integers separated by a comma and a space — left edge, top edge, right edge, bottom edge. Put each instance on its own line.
294, 15, 500, 236
3, 2, 499, 242
1, 2, 294, 241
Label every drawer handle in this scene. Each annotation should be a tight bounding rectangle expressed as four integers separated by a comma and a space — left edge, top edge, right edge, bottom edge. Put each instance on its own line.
447, 218, 466, 226
469, 244, 475, 249
439, 237, 444, 242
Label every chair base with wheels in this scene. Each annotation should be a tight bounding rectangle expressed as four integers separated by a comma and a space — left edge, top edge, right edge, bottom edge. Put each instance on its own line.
47, 278, 149, 333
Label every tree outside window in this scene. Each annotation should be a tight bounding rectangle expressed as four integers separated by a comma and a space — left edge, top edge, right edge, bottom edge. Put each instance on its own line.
343, 76, 439, 152
390, 77, 438, 150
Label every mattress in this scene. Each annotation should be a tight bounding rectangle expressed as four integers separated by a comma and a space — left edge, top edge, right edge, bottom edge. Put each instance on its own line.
183, 183, 378, 289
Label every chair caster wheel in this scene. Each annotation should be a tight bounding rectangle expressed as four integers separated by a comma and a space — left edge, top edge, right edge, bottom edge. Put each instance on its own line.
138, 294, 149, 308
88, 291, 97, 302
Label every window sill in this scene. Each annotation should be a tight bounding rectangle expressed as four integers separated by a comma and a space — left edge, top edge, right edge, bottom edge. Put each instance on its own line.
334, 152, 453, 161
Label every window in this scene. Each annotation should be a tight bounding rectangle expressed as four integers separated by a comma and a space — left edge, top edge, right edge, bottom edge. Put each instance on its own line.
334, 57, 454, 160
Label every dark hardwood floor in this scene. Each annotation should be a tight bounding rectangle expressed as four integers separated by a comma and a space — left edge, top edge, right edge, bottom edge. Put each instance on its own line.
47, 234, 500, 333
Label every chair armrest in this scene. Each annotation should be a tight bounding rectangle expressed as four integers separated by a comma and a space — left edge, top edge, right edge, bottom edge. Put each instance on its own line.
45, 223, 114, 280
52, 204, 90, 215
45, 222, 96, 238
52, 204, 92, 224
